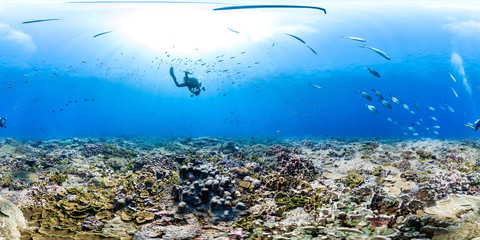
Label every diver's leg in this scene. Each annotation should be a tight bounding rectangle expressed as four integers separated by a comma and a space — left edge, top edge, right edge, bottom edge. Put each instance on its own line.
463, 123, 475, 130
170, 67, 186, 87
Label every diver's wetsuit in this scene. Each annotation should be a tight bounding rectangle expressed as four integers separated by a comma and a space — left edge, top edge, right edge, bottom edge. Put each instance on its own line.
0, 118, 6, 128
169, 67, 204, 96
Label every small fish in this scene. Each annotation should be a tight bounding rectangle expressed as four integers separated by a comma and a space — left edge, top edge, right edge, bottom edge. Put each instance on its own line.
410, 110, 416, 115
371, 88, 384, 101
381, 100, 392, 110
93, 31, 113, 38
439, 105, 446, 111
416, 121, 421, 126
284, 33, 305, 44
413, 98, 419, 110
309, 83, 322, 90
433, 125, 441, 129
451, 87, 458, 98
342, 36, 366, 42
445, 104, 454, 112
22, 18, 60, 24
403, 132, 408, 136
358, 91, 372, 101
359, 45, 390, 60
365, 104, 378, 114
433, 131, 439, 135
401, 102, 410, 111
386, 117, 393, 122
412, 132, 420, 136
227, 27, 240, 33
306, 45, 317, 55
213, 5, 327, 14
426, 127, 430, 131
408, 126, 416, 132
448, 71, 457, 84
428, 106, 436, 111
390, 94, 400, 105
366, 66, 380, 78
431, 116, 438, 121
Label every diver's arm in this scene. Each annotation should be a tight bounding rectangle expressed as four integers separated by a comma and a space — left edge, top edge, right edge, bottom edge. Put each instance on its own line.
170, 67, 186, 87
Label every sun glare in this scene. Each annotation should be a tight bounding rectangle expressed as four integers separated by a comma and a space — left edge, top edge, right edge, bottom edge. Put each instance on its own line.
112, 6, 278, 55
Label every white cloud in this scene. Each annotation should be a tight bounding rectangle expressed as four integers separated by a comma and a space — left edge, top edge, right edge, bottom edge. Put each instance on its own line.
0, 23, 36, 53
427, 3, 480, 11
445, 20, 480, 38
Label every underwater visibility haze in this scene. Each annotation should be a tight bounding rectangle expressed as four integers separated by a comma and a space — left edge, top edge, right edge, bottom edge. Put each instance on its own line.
4, 2, 480, 240
0, 0, 479, 139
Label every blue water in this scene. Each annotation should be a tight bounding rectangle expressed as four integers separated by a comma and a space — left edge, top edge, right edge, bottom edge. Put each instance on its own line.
0, 0, 479, 139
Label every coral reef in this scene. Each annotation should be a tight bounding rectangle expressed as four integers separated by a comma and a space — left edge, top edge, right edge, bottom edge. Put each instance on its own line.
0, 137, 479, 239
0, 197, 26, 240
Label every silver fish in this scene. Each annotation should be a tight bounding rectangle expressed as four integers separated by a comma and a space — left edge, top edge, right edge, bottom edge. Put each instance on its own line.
402, 103, 410, 111
448, 71, 457, 84
445, 104, 454, 112
408, 126, 416, 132
451, 87, 458, 98
390, 94, 400, 105
428, 106, 435, 111
343, 36, 366, 42
371, 88, 384, 101
433, 125, 441, 129
381, 100, 392, 110
365, 104, 378, 114
431, 116, 438, 121
309, 83, 322, 90
358, 90, 372, 101
366, 67, 380, 78
360, 45, 390, 60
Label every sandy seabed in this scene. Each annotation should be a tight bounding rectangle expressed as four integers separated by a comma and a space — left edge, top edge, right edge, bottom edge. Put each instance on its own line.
0, 137, 479, 240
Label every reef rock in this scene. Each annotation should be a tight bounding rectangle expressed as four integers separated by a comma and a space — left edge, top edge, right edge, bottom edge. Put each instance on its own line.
132, 214, 202, 240
0, 197, 27, 240
425, 194, 480, 221
426, 194, 480, 240
102, 217, 137, 240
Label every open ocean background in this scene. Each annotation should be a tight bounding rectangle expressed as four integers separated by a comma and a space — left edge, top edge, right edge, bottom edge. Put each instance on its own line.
0, 0, 479, 139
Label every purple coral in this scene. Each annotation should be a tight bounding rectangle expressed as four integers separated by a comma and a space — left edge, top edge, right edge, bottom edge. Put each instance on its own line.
83, 144, 105, 157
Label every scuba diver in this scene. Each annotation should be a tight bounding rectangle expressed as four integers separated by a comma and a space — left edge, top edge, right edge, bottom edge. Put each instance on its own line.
0, 117, 6, 128
169, 67, 205, 97
464, 118, 480, 131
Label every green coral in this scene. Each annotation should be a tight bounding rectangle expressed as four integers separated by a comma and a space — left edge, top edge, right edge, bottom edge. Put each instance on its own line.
416, 149, 435, 160
49, 172, 68, 184
341, 171, 364, 188
274, 192, 323, 211
102, 144, 137, 159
